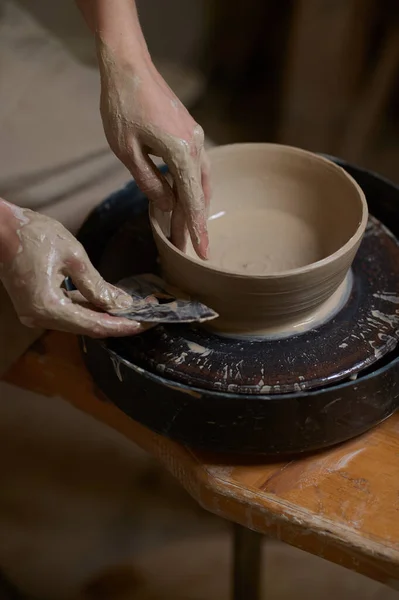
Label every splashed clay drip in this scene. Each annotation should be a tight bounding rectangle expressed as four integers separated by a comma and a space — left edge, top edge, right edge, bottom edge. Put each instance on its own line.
150, 143, 368, 338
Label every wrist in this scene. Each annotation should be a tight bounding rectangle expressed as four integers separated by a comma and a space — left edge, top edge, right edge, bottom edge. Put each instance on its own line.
0, 200, 27, 270
77, 0, 152, 71
96, 35, 153, 77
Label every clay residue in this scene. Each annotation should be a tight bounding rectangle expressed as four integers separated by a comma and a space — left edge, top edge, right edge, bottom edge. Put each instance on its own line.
373, 292, 399, 304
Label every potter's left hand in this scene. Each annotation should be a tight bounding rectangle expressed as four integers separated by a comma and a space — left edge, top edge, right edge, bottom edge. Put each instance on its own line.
0, 200, 146, 338
98, 54, 211, 259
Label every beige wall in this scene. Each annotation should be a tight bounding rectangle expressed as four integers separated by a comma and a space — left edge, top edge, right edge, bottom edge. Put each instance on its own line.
14, 0, 206, 68
137, 0, 206, 67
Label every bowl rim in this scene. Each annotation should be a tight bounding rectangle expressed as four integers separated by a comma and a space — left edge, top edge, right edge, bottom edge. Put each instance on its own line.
150, 143, 369, 280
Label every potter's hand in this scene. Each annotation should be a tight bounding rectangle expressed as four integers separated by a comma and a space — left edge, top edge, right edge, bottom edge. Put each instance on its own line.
0, 200, 144, 338
99, 54, 210, 259
75, 0, 210, 259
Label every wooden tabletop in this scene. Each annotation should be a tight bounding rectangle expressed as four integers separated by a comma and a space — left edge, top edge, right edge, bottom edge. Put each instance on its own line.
3, 331, 399, 588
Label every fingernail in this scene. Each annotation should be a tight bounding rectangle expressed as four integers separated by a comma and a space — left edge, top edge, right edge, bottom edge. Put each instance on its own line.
199, 233, 209, 260
115, 292, 133, 309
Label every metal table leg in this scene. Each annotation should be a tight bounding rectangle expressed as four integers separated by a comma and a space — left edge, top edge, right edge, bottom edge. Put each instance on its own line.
232, 523, 263, 600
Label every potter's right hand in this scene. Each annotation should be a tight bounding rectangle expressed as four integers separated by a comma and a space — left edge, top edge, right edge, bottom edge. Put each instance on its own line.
75, 0, 211, 259
98, 54, 211, 260
0, 199, 146, 338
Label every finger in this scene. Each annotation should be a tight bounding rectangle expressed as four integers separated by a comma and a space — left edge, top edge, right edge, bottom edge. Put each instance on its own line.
38, 301, 153, 338
64, 251, 133, 312
65, 289, 99, 308
170, 195, 188, 253
20, 284, 150, 338
171, 159, 209, 260
128, 144, 175, 211
201, 149, 212, 219
164, 125, 209, 259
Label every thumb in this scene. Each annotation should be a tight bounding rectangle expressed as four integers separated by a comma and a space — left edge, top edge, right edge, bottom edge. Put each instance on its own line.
65, 251, 132, 312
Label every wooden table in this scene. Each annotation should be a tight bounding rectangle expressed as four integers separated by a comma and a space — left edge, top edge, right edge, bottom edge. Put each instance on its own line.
3, 331, 399, 597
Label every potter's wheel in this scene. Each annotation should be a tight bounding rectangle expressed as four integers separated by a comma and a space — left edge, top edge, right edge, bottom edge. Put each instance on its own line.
100, 214, 398, 395
90, 189, 399, 396
78, 159, 399, 455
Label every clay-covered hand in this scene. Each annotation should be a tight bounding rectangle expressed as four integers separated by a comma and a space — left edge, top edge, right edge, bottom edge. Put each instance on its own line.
0, 200, 145, 338
98, 48, 211, 259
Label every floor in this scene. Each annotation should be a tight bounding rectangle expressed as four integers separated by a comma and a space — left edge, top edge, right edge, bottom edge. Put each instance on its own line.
0, 1, 398, 599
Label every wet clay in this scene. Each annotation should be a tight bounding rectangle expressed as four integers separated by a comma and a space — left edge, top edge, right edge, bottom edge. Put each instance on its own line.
150, 144, 368, 337
0, 199, 146, 338
192, 208, 325, 275
209, 271, 352, 339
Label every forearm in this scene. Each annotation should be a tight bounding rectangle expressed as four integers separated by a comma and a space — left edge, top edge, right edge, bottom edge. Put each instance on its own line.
76, 0, 151, 66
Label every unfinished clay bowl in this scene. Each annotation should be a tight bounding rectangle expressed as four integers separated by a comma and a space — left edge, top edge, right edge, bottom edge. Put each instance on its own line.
150, 143, 368, 338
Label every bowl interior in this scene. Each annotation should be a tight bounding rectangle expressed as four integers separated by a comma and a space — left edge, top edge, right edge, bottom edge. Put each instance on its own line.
179, 145, 366, 276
